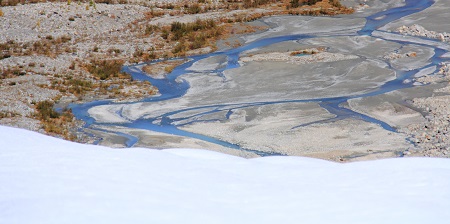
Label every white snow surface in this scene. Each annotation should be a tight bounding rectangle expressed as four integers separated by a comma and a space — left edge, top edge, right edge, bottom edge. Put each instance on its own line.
1, 126, 450, 223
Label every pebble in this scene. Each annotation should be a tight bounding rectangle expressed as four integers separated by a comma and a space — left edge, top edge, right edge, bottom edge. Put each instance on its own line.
397, 24, 450, 43
405, 62, 450, 158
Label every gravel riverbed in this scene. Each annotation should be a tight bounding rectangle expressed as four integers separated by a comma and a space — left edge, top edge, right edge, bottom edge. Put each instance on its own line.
1, 0, 450, 160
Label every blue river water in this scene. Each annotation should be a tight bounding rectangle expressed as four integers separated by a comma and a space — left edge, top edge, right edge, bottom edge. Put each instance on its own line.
70, 0, 442, 156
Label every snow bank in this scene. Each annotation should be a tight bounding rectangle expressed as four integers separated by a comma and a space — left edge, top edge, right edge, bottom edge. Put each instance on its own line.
0, 126, 449, 223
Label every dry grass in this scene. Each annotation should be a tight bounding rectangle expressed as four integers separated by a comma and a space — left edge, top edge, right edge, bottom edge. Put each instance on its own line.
289, 47, 326, 56
0, 35, 73, 59
146, 18, 225, 57
0, 67, 25, 79
0, 111, 19, 119
287, 0, 354, 15
128, 0, 353, 59
142, 60, 185, 77
33, 99, 77, 140
94, 0, 355, 62
85, 59, 124, 80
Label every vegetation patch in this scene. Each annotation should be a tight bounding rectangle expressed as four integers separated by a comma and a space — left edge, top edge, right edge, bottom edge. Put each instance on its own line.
34, 100, 76, 140
289, 47, 326, 56
86, 59, 125, 80
0, 67, 25, 79
287, 0, 354, 15
156, 19, 224, 57
0, 111, 19, 119
142, 60, 186, 78
35, 100, 60, 121
0, 36, 73, 59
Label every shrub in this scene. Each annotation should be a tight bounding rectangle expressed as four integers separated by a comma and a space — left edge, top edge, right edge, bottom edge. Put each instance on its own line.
290, 0, 299, 8
303, 0, 320, 6
69, 61, 76, 70
0, 53, 11, 60
1, 0, 19, 6
148, 49, 157, 60
186, 3, 202, 14
133, 47, 143, 58
87, 59, 124, 80
329, 0, 342, 7
0, 111, 18, 118
57, 35, 71, 45
172, 41, 185, 55
35, 100, 76, 140
243, 0, 272, 8
145, 24, 159, 35
164, 65, 176, 73
162, 3, 175, 9
107, 48, 122, 55
161, 29, 170, 40
66, 79, 93, 95
36, 100, 59, 121
190, 34, 207, 50
170, 19, 217, 41
1, 67, 23, 79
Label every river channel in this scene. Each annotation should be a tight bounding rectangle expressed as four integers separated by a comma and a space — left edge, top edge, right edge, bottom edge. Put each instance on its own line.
70, 0, 447, 158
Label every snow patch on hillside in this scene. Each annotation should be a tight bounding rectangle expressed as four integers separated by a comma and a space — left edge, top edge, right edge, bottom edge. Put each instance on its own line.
0, 126, 449, 223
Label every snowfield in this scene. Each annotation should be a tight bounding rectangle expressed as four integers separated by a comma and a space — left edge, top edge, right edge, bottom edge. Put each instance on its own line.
0, 126, 449, 223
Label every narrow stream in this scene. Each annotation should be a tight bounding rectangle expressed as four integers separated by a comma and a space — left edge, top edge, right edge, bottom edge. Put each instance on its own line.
70, 0, 444, 155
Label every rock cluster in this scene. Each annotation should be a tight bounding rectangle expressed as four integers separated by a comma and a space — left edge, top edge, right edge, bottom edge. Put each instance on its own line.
0, 75, 58, 116
0, 2, 147, 44
397, 24, 450, 42
416, 62, 450, 84
240, 49, 359, 65
407, 96, 450, 157
0, 117, 43, 133
0, 55, 73, 75
383, 51, 416, 60
438, 62, 450, 75
406, 63, 450, 158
